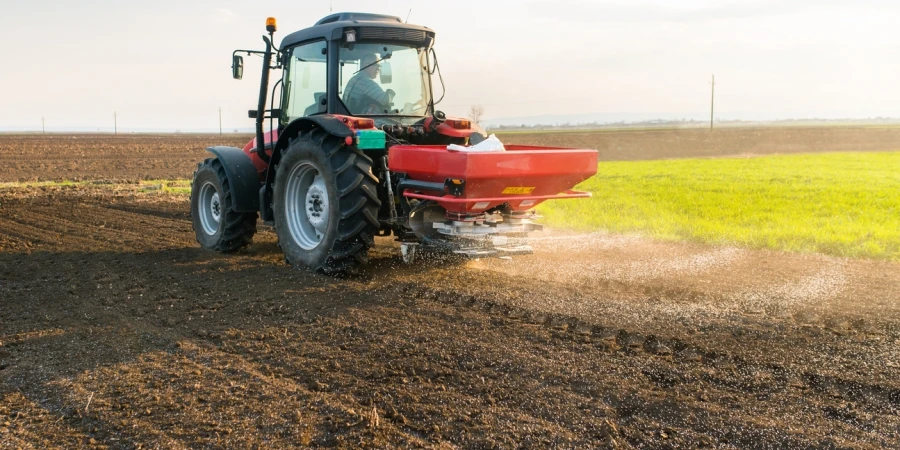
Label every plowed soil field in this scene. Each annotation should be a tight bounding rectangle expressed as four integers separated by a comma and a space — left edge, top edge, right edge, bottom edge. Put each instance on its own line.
1, 130, 899, 449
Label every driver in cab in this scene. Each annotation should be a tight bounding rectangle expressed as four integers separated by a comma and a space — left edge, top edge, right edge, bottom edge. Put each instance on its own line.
343, 54, 395, 114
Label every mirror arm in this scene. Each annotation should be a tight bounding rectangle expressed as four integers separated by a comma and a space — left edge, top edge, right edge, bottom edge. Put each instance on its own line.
233, 49, 268, 57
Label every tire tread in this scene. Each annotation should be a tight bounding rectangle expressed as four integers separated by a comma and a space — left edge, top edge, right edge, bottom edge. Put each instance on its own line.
191, 158, 258, 253
276, 129, 381, 273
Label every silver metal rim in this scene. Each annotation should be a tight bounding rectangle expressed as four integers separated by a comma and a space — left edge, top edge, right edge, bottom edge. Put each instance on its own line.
285, 161, 329, 250
198, 181, 221, 236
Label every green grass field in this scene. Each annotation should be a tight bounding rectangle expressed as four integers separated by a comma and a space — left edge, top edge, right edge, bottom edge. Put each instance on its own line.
538, 152, 900, 259
3, 151, 896, 259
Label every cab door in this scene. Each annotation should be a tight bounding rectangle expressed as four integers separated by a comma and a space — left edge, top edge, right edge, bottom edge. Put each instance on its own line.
282, 40, 329, 122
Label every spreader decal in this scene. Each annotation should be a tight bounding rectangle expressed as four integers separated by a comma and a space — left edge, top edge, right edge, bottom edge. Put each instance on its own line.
502, 187, 535, 195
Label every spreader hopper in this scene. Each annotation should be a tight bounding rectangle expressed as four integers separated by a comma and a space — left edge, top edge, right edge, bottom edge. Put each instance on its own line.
387, 144, 598, 262
388, 145, 598, 215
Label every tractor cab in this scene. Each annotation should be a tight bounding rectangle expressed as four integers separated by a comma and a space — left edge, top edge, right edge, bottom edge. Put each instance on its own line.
233, 12, 452, 148
279, 13, 436, 127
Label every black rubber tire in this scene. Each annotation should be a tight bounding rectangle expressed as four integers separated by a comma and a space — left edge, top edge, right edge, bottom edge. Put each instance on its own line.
190, 158, 258, 253
273, 129, 381, 274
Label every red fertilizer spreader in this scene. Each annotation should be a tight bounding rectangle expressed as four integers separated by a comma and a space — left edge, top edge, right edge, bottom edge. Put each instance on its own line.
387, 144, 598, 261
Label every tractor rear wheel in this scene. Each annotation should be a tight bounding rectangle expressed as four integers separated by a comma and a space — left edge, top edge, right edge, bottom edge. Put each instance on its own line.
190, 158, 258, 252
273, 129, 381, 274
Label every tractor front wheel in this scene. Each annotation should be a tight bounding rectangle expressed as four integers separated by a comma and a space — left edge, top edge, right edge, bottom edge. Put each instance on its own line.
190, 158, 258, 252
273, 129, 381, 273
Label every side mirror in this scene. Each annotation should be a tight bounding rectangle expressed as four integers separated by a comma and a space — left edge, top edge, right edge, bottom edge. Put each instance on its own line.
380, 61, 392, 84
232, 55, 244, 80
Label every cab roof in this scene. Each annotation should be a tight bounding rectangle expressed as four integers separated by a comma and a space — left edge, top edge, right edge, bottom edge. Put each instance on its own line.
280, 12, 434, 49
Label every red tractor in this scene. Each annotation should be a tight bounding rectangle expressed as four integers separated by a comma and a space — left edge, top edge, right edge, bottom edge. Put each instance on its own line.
191, 13, 598, 273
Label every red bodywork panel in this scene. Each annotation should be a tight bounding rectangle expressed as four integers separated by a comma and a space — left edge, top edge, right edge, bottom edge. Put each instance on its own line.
388, 145, 599, 214
425, 116, 475, 138
328, 114, 377, 130
242, 130, 279, 178
240, 115, 370, 179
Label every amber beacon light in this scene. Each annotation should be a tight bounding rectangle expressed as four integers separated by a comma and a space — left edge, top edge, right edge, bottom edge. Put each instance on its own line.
266, 17, 277, 32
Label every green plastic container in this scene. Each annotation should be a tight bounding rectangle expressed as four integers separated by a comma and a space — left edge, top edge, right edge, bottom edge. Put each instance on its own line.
356, 129, 386, 150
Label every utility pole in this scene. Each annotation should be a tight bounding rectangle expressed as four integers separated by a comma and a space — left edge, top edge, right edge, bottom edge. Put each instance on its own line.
710, 74, 715, 131
114, 111, 118, 135
42, 117, 45, 134
219, 107, 223, 135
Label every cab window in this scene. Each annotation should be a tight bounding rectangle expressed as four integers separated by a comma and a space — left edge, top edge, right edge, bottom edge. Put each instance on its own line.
284, 40, 327, 121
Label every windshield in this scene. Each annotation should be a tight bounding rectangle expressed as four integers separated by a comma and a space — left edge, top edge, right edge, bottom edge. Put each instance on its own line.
339, 43, 431, 116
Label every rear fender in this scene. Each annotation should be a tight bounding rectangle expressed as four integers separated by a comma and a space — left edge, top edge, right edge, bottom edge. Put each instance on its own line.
259, 116, 356, 221
205, 146, 260, 213
267, 116, 354, 177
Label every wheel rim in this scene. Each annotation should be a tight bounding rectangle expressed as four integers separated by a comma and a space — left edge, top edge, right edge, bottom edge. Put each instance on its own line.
285, 161, 329, 250
198, 181, 221, 236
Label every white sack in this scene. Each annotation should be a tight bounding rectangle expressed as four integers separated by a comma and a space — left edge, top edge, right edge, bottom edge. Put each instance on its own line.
447, 134, 505, 152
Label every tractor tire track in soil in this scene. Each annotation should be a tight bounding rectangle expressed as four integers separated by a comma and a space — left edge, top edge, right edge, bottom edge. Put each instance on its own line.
1, 187, 898, 449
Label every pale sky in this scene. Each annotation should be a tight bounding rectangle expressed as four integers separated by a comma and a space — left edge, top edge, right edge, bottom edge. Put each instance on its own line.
2, 0, 899, 131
